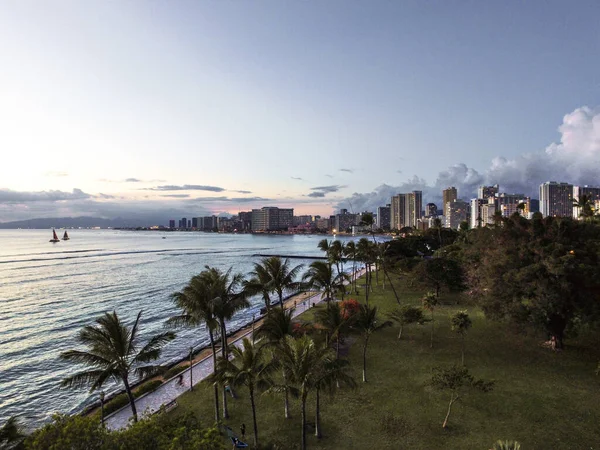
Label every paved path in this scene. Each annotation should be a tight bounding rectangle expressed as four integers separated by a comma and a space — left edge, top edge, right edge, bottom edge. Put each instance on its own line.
105, 268, 366, 430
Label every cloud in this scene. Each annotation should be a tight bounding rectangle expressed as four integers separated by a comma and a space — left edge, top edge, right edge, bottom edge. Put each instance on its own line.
0, 188, 92, 204
161, 194, 190, 198
311, 185, 347, 193
147, 184, 226, 192
324, 174, 334, 178
291, 177, 304, 181
45, 171, 68, 177
125, 178, 141, 183
308, 192, 326, 198
339, 168, 353, 173
96, 193, 116, 199
336, 106, 600, 212
232, 190, 253, 194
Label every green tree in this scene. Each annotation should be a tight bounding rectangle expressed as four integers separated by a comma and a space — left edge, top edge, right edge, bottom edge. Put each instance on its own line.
387, 305, 429, 340
244, 262, 274, 314
412, 257, 464, 297
262, 256, 304, 310
211, 338, 274, 449
314, 302, 352, 359
422, 292, 438, 348
356, 238, 376, 305
353, 304, 392, 382
573, 194, 595, 220
205, 266, 249, 418
450, 310, 472, 365
429, 365, 494, 428
1, 416, 25, 450
343, 241, 358, 294
302, 261, 346, 306
166, 272, 221, 421
60, 311, 175, 423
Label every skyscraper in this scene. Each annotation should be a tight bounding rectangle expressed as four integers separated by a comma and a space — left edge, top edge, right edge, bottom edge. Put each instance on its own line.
442, 187, 457, 219
478, 184, 499, 200
425, 203, 437, 217
445, 199, 469, 229
539, 182, 574, 217
251, 207, 294, 231
390, 191, 422, 229
573, 185, 600, 218
377, 204, 391, 230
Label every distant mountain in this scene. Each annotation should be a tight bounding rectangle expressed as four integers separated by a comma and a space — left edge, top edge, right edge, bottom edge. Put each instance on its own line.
0, 216, 157, 229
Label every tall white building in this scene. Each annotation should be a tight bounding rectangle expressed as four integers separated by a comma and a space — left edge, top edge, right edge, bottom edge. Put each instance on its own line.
390, 191, 422, 229
445, 199, 469, 229
539, 182, 573, 217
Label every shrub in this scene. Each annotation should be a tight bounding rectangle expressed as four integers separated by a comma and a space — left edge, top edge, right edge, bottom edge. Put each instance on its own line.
135, 380, 163, 397
103, 393, 129, 416
163, 363, 190, 380
340, 298, 361, 319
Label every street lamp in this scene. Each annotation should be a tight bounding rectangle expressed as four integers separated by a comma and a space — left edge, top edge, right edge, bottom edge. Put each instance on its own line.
252, 314, 256, 344
189, 347, 194, 392
99, 391, 105, 428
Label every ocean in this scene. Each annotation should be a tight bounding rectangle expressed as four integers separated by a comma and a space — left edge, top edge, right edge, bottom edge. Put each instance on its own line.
0, 229, 358, 427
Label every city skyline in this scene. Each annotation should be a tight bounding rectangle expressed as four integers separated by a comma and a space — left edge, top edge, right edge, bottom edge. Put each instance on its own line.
1, 1, 599, 223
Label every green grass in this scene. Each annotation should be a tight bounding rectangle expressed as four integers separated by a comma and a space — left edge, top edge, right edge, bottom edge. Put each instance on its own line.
171, 273, 600, 449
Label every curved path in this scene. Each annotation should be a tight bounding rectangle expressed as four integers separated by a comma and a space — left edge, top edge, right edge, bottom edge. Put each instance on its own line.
105, 268, 366, 430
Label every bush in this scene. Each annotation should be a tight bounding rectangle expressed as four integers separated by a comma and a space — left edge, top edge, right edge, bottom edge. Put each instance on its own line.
135, 379, 163, 397
163, 363, 190, 380
103, 393, 129, 416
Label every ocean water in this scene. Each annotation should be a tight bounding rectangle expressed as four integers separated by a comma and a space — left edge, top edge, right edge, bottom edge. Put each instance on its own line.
0, 229, 356, 427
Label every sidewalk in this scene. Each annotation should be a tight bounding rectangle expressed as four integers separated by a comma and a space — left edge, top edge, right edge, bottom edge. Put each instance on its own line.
105, 267, 366, 430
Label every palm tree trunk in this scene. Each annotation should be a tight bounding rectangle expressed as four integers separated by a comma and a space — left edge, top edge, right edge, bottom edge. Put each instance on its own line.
283, 370, 291, 419
398, 325, 403, 340
442, 393, 457, 428
208, 328, 220, 422
315, 386, 321, 438
279, 291, 285, 311
301, 394, 307, 450
122, 377, 138, 423
250, 387, 259, 448
362, 337, 369, 382
430, 312, 434, 349
220, 320, 229, 419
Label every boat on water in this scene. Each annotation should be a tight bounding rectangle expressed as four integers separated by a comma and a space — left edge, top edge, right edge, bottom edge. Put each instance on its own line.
49, 229, 60, 243
62, 231, 70, 241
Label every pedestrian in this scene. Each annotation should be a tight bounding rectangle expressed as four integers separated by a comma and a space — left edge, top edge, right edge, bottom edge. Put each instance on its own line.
177, 374, 183, 386
240, 423, 246, 439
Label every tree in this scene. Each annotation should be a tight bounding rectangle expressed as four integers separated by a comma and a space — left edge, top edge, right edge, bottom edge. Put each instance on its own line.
356, 238, 376, 305
244, 262, 274, 314
314, 302, 352, 360
450, 310, 472, 365
353, 304, 392, 382
210, 339, 274, 449
387, 305, 429, 340
255, 308, 295, 419
422, 292, 438, 348
205, 266, 249, 418
60, 311, 175, 423
429, 365, 494, 428
573, 194, 595, 220
262, 256, 304, 310
0, 416, 25, 450
166, 272, 221, 421
302, 261, 346, 306
412, 257, 464, 297
273, 335, 348, 450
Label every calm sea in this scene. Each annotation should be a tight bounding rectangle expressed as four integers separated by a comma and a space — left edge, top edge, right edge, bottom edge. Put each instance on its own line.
0, 229, 355, 427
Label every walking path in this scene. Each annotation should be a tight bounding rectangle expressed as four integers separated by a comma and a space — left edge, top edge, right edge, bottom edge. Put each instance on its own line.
105, 268, 366, 430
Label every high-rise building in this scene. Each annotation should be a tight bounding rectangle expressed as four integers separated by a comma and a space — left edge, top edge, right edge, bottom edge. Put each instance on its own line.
442, 187, 458, 219
497, 193, 529, 217
377, 204, 391, 230
539, 182, 574, 217
180, 218, 187, 229
445, 199, 469, 229
390, 194, 406, 230
169, 219, 175, 229
293, 215, 313, 226
334, 209, 358, 233
238, 211, 252, 230
390, 191, 422, 229
470, 198, 487, 228
573, 186, 600, 218
410, 191, 423, 227
478, 184, 499, 200
251, 207, 294, 231
425, 203, 437, 217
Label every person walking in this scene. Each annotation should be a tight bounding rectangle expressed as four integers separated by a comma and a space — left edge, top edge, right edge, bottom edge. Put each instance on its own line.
240, 423, 246, 440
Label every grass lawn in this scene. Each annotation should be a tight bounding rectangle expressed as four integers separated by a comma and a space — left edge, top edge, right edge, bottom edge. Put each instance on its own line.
171, 272, 600, 449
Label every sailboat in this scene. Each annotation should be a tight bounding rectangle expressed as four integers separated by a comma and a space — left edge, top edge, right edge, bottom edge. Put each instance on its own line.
50, 229, 60, 243
62, 230, 70, 241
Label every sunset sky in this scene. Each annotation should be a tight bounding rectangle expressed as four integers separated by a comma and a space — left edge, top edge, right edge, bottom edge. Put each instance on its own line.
1, 1, 599, 222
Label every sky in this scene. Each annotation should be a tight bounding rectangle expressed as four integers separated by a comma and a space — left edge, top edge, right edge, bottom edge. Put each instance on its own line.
0, 0, 599, 223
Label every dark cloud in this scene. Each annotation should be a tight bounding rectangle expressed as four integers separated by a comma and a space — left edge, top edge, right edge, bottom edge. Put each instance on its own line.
229, 197, 271, 203
147, 184, 226, 192
0, 188, 92, 204
291, 177, 304, 181
311, 185, 347, 193
339, 168, 353, 173
161, 194, 190, 198
308, 192, 326, 198
232, 190, 253, 194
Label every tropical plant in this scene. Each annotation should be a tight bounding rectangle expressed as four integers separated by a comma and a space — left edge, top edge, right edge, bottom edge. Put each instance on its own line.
262, 256, 304, 310
314, 302, 352, 359
387, 305, 429, 340
450, 310, 472, 365
429, 365, 494, 428
491, 440, 521, 450
343, 241, 358, 293
244, 262, 274, 314
210, 338, 274, 449
0, 416, 25, 450
356, 238, 376, 305
353, 304, 392, 382
422, 292, 438, 348
204, 266, 249, 419
60, 311, 175, 423
302, 261, 347, 306
166, 272, 221, 421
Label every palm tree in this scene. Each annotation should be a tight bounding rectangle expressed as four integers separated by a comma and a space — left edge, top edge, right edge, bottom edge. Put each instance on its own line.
422, 292, 439, 348
274, 335, 345, 450
255, 308, 295, 419
302, 261, 347, 307
314, 302, 351, 360
451, 310, 472, 365
244, 262, 274, 314
206, 266, 249, 419
573, 194, 595, 220
356, 238, 375, 305
344, 241, 358, 293
60, 311, 175, 423
210, 338, 274, 449
353, 304, 392, 382
166, 272, 221, 421
0, 416, 25, 450
387, 305, 429, 340
263, 256, 304, 310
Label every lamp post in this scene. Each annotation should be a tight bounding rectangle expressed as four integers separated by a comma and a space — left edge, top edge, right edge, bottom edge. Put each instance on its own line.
251, 314, 256, 344
99, 391, 105, 428
189, 347, 194, 391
